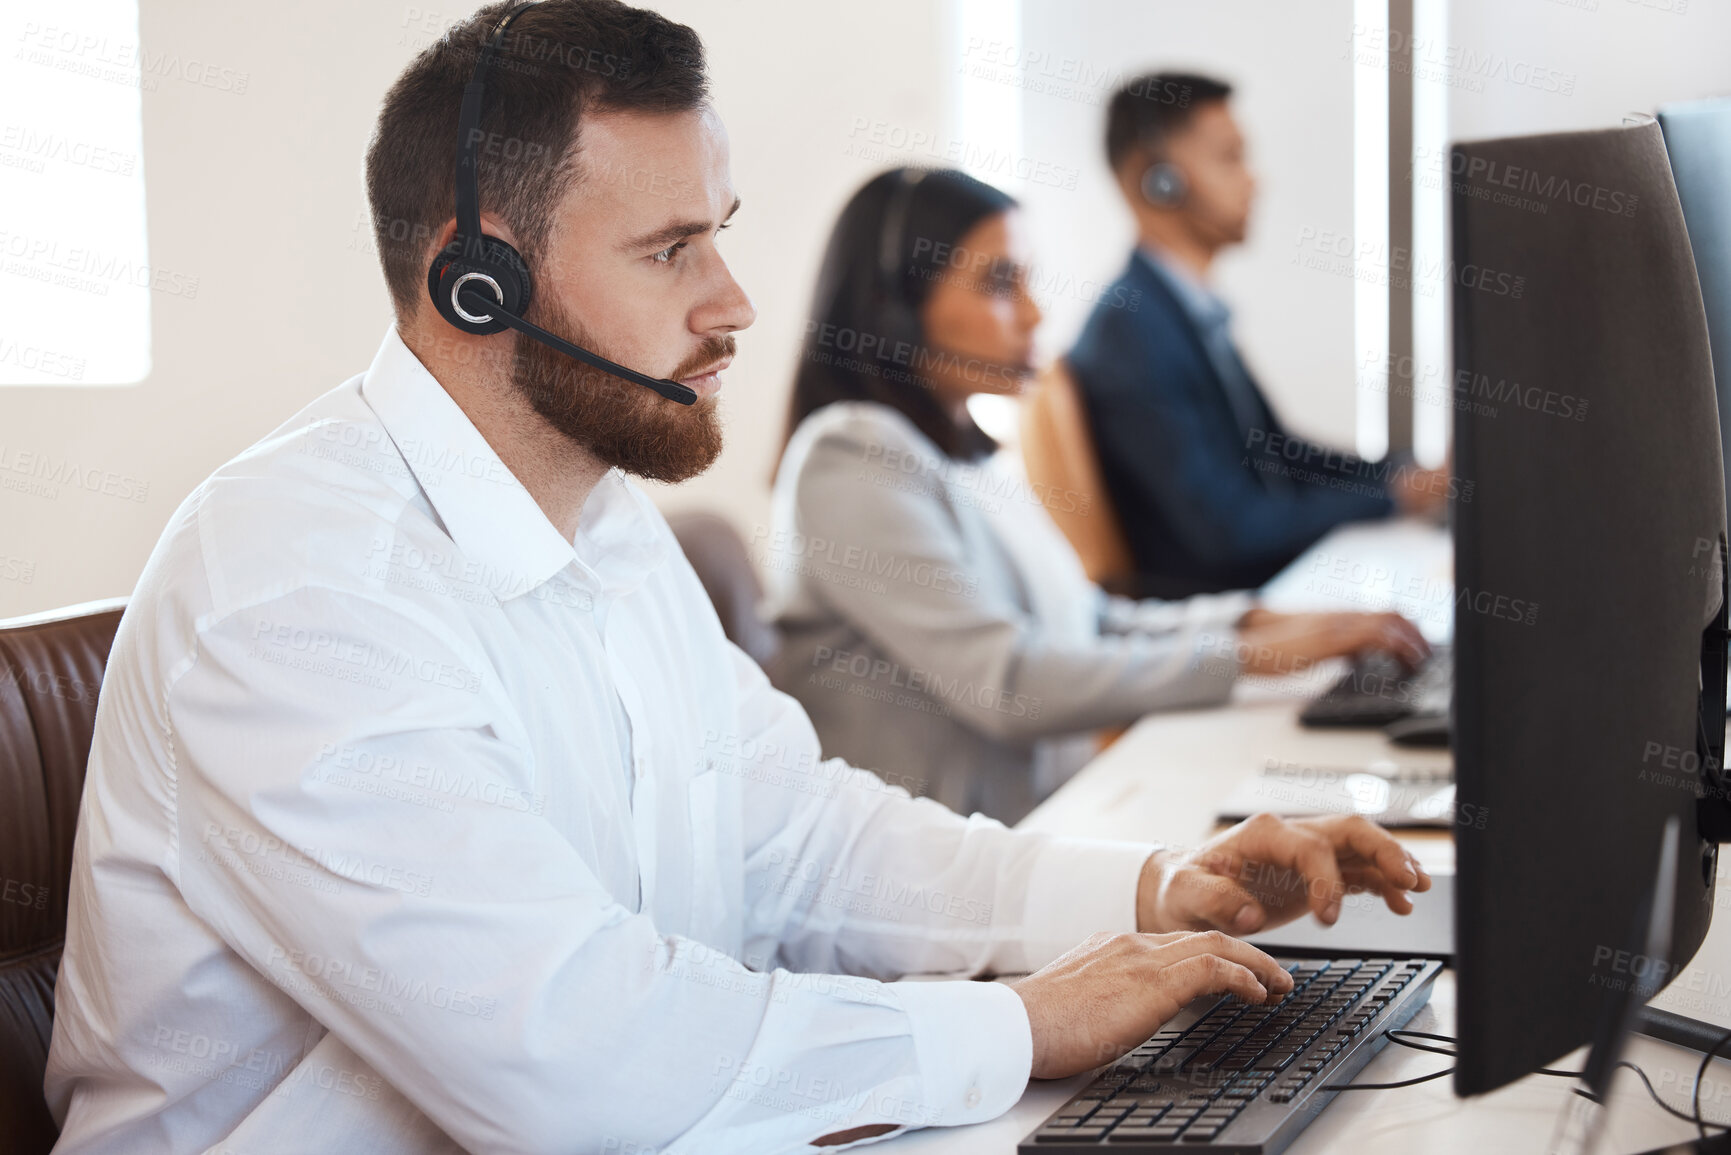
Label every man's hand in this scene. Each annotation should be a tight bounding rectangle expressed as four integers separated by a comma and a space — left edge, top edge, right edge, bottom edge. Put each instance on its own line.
1136, 813, 1432, 935
1009, 930, 1295, 1079
1393, 464, 1451, 518
1234, 608, 1430, 673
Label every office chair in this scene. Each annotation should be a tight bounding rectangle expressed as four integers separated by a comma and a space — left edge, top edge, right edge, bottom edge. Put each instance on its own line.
1019, 359, 1135, 591
665, 510, 781, 670
0, 597, 127, 1155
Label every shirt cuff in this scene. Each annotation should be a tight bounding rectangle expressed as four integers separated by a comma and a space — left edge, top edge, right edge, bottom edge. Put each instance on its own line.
891, 977, 1033, 1128
1194, 590, 1257, 633
1021, 836, 1160, 971
1189, 624, 1246, 698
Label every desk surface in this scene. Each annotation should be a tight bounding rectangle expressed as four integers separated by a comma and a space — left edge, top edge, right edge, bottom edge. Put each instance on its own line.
872, 522, 1731, 1154
1256, 517, 1456, 645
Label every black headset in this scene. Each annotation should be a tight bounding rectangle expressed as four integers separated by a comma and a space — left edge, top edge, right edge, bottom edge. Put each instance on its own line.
874, 167, 928, 362
426, 2, 698, 405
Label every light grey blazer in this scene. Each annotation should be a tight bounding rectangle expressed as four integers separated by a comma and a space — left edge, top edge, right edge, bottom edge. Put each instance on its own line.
761, 401, 1253, 825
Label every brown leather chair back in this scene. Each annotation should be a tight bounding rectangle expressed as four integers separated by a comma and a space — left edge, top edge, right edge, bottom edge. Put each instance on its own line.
1020, 359, 1134, 587
666, 511, 780, 670
1, 598, 126, 1154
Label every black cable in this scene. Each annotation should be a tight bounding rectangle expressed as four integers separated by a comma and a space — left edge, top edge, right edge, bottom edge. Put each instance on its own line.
1319, 1065, 1455, 1091
1383, 1029, 1459, 1059
1357, 1026, 1731, 1132
1319, 1030, 1457, 1090
1566, 1061, 1728, 1129
1692, 1024, 1731, 1139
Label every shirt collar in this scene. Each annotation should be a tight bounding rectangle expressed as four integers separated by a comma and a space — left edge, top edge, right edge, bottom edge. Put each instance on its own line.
1135, 243, 1230, 329
359, 325, 667, 602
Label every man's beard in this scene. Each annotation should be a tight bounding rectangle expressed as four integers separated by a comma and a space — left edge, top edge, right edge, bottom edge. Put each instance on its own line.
509, 294, 727, 484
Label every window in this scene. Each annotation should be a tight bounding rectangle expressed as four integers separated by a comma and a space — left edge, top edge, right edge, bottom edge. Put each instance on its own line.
1, 0, 153, 386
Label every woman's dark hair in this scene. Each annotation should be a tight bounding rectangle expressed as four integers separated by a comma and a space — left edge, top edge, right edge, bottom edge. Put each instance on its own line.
780, 167, 1018, 463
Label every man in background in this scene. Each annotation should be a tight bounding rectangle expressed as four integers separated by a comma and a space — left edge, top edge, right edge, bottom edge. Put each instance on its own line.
1068, 72, 1447, 599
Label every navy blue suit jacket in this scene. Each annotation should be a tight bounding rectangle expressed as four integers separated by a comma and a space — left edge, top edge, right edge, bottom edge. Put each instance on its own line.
1067, 253, 1395, 598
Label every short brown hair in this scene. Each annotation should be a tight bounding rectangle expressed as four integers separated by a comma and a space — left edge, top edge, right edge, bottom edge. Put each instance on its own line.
1104, 72, 1232, 173
363, 0, 709, 318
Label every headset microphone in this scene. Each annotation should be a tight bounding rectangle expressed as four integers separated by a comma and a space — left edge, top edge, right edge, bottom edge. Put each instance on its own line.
426, 2, 698, 406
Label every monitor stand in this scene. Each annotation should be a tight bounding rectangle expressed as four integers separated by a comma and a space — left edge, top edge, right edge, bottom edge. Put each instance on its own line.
1551, 818, 1681, 1154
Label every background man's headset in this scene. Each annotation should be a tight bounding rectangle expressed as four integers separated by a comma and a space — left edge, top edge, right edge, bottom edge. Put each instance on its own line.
426, 1, 699, 406
1140, 158, 1188, 207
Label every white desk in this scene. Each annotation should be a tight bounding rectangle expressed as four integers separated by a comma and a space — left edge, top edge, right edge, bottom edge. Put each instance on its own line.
871, 522, 1731, 1153
1257, 517, 1455, 645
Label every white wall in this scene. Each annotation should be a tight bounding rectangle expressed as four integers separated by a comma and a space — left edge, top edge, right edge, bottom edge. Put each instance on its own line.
0, 0, 952, 618
1449, 0, 1730, 141
3, 0, 1728, 619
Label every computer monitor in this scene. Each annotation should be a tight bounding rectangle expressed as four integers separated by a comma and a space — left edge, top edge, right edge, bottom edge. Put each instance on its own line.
1659, 99, 1731, 566
1450, 117, 1730, 1095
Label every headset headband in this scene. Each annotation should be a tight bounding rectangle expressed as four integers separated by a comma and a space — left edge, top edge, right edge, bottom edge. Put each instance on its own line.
454, 3, 538, 252
879, 168, 927, 291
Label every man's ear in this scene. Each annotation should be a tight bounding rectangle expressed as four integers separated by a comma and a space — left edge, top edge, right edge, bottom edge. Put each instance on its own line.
1115, 155, 1153, 209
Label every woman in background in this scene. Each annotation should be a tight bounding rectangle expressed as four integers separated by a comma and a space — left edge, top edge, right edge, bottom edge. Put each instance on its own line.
762, 168, 1426, 824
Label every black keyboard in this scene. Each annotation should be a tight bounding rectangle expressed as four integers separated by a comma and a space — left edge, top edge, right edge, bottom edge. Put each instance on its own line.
1017, 956, 1442, 1152
1298, 649, 1452, 729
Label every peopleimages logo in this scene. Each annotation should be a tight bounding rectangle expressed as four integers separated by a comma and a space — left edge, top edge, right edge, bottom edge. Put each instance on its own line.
1416, 145, 1640, 218
807, 645, 1042, 721
0, 442, 149, 502
263, 945, 497, 1021
246, 615, 484, 694
749, 525, 979, 597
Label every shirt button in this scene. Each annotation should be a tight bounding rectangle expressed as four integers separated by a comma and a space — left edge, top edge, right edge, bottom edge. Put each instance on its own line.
964, 1087, 981, 1109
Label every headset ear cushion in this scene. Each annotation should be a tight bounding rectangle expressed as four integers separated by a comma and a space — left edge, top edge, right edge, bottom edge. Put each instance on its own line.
427, 235, 534, 335
1141, 162, 1187, 207
878, 297, 924, 368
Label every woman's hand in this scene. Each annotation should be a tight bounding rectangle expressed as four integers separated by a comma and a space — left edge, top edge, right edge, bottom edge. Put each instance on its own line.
1233, 608, 1429, 673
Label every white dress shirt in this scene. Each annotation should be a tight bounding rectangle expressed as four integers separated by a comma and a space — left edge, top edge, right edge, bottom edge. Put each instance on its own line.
44, 326, 1159, 1155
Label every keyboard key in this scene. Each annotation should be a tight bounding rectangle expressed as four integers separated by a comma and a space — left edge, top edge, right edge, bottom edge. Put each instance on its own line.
1034, 1125, 1107, 1142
